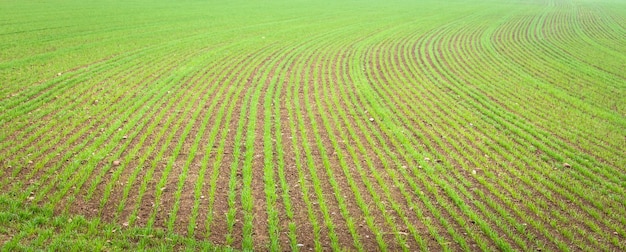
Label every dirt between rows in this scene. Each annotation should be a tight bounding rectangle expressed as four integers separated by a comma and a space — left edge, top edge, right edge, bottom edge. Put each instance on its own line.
44, 55, 424, 250
5, 40, 623, 252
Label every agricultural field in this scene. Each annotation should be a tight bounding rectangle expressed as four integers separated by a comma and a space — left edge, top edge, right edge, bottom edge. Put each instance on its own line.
1, 0, 625, 250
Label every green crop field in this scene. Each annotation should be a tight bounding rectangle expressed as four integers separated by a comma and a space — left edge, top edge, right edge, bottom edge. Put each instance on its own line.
1, 0, 625, 250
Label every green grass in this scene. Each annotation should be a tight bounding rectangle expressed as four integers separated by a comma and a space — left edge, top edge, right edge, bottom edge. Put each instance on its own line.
1, 0, 625, 250
0, 195, 230, 251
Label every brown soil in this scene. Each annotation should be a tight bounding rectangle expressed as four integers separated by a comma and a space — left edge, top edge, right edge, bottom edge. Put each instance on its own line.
4, 26, 623, 252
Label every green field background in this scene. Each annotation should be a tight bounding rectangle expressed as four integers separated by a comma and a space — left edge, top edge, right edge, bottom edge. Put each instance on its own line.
1, 0, 625, 250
